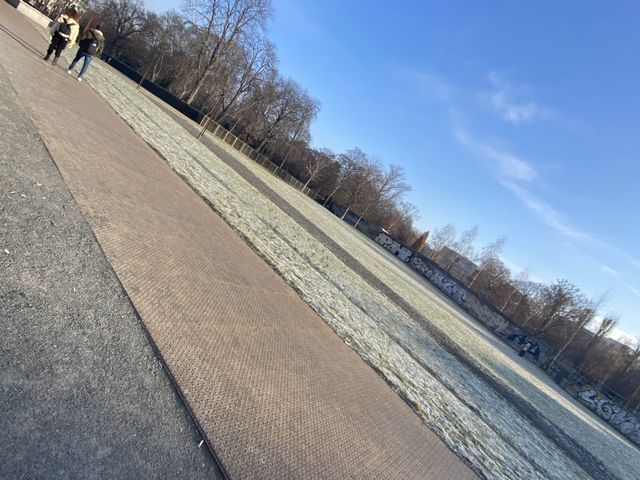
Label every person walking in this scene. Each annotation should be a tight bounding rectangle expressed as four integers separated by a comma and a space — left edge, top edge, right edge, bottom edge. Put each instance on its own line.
67, 24, 105, 82
44, 8, 80, 65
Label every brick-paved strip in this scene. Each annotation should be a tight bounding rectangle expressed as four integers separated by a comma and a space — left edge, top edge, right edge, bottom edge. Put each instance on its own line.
0, 5, 477, 479
0, 40, 223, 480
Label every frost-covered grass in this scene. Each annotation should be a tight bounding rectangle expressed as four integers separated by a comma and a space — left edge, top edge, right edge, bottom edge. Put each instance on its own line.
49, 43, 639, 479
206, 119, 640, 478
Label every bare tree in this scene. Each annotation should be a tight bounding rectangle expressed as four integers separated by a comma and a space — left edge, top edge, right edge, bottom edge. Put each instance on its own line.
596, 349, 626, 389
181, 0, 273, 103
242, 77, 318, 155
468, 256, 512, 304
513, 281, 544, 327
531, 279, 580, 337
339, 158, 381, 220
549, 293, 608, 364
212, 38, 276, 121
96, 0, 148, 56
353, 164, 410, 228
620, 340, 640, 377
576, 314, 618, 368
129, 11, 189, 83
322, 149, 362, 207
450, 226, 479, 259
302, 149, 332, 188
385, 201, 420, 231
500, 268, 531, 312
428, 223, 457, 256
477, 236, 507, 264
278, 94, 320, 168
624, 380, 640, 410
329, 149, 379, 219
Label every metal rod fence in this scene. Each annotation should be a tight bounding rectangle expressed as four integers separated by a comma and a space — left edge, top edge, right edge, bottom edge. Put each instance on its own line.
198, 115, 321, 201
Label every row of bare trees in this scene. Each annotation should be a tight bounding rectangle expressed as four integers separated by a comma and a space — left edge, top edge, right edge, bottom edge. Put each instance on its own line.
82, 0, 421, 240
427, 223, 640, 411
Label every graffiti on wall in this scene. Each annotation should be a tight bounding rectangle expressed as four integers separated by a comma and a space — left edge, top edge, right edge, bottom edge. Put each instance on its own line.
376, 232, 549, 364
409, 255, 468, 304
375, 233, 414, 262
578, 387, 640, 443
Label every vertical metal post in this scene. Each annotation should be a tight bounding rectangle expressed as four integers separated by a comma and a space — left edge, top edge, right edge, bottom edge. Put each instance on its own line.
197, 116, 211, 140
136, 52, 162, 90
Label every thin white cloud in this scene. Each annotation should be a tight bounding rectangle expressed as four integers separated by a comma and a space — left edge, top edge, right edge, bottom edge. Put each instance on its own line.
452, 107, 640, 281
601, 244, 640, 272
484, 72, 555, 124
398, 68, 452, 103
452, 118, 538, 182
501, 181, 595, 242
601, 264, 623, 281
450, 117, 597, 244
402, 66, 640, 285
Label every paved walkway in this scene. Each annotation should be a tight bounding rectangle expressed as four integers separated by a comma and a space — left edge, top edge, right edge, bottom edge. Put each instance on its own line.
0, 4, 477, 479
0, 8, 223, 480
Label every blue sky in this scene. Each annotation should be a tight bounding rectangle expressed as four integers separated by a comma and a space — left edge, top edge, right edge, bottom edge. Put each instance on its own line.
147, 0, 639, 338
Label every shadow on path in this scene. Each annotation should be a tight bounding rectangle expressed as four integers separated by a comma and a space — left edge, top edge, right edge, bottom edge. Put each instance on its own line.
0, 22, 45, 57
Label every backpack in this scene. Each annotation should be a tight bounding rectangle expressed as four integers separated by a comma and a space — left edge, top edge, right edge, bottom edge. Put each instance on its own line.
79, 30, 100, 55
56, 19, 71, 42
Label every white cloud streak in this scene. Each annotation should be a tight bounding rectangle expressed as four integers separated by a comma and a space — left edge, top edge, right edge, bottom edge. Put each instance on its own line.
398, 68, 452, 103
404, 67, 640, 289
500, 181, 593, 242
484, 72, 555, 124
451, 118, 640, 277
600, 265, 640, 299
601, 265, 623, 281
452, 117, 538, 182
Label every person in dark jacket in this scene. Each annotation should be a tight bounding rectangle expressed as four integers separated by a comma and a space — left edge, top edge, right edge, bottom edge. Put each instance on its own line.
67, 24, 105, 82
44, 8, 80, 65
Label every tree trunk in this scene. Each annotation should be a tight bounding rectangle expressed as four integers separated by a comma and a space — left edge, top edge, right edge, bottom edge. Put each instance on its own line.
280, 141, 295, 170
186, 71, 208, 104
549, 329, 580, 365
624, 383, 640, 410
501, 287, 518, 312
467, 263, 484, 288
323, 183, 342, 207
520, 314, 534, 327
598, 362, 620, 390
353, 204, 371, 228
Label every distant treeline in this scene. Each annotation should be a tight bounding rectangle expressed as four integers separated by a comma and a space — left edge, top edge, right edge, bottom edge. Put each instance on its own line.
427, 224, 640, 410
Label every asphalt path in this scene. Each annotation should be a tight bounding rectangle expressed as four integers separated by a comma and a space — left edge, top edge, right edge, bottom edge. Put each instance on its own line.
0, 7, 223, 480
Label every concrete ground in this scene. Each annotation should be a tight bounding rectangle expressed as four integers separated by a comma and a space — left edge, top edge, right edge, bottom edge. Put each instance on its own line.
0, 26, 224, 480
0, 3, 477, 479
